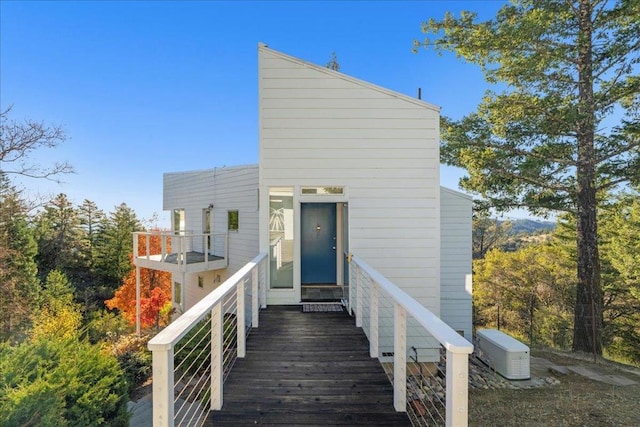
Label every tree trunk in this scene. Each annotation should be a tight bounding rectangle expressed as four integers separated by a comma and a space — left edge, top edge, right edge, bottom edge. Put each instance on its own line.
572, 0, 603, 355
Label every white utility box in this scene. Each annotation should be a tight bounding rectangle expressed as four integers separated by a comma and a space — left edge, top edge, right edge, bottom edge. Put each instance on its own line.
476, 329, 530, 380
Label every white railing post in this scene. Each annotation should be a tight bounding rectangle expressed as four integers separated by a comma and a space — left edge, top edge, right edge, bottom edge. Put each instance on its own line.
162, 234, 167, 260
394, 302, 407, 412
355, 265, 362, 328
133, 233, 139, 261
446, 350, 469, 427
204, 234, 209, 271
237, 279, 246, 358
225, 233, 229, 266
136, 267, 141, 337
210, 302, 223, 410
369, 281, 378, 358
348, 260, 356, 314
151, 346, 174, 427
252, 267, 259, 327
260, 259, 267, 309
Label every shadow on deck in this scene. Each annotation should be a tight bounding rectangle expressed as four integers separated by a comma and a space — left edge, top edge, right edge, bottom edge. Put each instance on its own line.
162, 252, 223, 264
207, 306, 411, 426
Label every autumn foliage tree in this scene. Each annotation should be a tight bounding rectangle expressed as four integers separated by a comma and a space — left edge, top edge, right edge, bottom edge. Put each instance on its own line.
106, 231, 172, 330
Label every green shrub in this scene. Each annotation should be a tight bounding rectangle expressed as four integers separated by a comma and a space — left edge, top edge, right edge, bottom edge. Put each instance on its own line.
85, 309, 131, 345
0, 337, 129, 426
174, 313, 237, 377
111, 333, 152, 392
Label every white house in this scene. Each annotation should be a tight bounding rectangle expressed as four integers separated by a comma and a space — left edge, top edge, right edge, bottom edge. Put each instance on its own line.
135, 44, 472, 344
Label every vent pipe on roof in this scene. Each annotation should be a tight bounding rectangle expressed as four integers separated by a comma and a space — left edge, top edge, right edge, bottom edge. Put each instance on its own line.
417, 87, 422, 100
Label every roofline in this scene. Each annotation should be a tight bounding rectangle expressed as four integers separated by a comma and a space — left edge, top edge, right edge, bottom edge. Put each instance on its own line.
258, 43, 441, 113
163, 163, 258, 177
441, 186, 473, 200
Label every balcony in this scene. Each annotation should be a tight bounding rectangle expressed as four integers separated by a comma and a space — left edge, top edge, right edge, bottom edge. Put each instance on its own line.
133, 231, 228, 274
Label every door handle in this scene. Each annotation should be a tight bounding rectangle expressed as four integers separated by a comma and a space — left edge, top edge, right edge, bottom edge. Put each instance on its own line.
332, 246, 336, 250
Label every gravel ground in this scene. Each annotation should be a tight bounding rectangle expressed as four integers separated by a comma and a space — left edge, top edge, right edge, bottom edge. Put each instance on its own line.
468, 349, 640, 427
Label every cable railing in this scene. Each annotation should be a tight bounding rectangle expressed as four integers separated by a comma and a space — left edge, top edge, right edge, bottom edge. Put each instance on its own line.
349, 254, 473, 427
147, 252, 267, 427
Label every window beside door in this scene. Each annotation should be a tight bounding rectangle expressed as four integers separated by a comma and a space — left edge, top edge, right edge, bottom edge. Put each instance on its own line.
269, 187, 294, 289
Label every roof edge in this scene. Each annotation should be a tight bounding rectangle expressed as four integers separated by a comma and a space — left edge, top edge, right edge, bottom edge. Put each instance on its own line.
440, 186, 473, 200
163, 163, 258, 177
259, 44, 441, 112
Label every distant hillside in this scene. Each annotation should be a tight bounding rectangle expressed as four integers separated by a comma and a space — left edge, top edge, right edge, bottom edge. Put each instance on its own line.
502, 219, 556, 235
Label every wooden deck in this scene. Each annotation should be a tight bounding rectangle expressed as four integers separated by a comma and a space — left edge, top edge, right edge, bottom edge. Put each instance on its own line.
207, 306, 411, 426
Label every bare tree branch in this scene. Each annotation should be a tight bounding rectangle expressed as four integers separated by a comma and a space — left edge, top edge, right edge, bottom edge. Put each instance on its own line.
0, 105, 75, 183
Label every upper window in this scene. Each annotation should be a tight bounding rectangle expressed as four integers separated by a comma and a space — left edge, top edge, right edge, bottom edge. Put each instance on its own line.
301, 186, 344, 195
173, 209, 185, 234
228, 210, 239, 231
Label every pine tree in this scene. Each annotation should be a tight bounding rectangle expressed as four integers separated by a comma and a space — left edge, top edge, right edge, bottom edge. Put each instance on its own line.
417, 0, 640, 354
95, 203, 143, 294
34, 193, 83, 280
0, 175, 40, 341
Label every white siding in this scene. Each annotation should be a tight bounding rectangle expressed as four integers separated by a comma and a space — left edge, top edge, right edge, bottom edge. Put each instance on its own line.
259, 45, 441, 317
164, 165, 260, 311
440, 187, 473, 340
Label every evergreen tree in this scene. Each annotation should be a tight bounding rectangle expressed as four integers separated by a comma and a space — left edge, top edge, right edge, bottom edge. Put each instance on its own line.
325, 51, 340, 71
95, 203, 143, 296
76, 199, 105, 310
35, 193, 83, 280
0, 175, 40, 341
417, 0, 640, 354
78, 199, 104, 257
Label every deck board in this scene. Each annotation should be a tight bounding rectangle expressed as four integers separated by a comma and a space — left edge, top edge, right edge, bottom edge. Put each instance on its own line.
207, 306, 411, 426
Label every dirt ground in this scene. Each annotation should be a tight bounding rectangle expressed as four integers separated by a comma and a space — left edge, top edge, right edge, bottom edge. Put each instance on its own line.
469, 349, 640, 427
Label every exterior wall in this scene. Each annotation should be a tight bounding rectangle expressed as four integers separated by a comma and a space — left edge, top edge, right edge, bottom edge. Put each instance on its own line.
440, 187, 473, 340
259, 44, 441, 311
164, 165, 259, 311
258, 45, 442, 356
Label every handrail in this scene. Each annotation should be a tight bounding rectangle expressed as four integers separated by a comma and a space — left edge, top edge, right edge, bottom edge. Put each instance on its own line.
351, 255, 472, 355
147, 252, 268, 427
349, 254, 473, 427
149, 252, 267, 351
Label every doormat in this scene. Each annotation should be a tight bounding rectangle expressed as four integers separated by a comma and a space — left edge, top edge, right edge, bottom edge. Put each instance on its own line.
302, 303, 344, 313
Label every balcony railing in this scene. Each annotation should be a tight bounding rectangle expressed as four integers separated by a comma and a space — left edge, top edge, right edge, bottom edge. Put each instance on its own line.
349, 254, 473, 427
147, 252, 267, 427
133, 231, 228, 272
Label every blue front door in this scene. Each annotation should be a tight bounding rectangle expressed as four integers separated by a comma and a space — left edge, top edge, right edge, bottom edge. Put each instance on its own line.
301, 203, 337, 284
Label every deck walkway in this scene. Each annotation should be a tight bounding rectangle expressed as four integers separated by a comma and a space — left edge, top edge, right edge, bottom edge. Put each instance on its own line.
208, 306, 411, 426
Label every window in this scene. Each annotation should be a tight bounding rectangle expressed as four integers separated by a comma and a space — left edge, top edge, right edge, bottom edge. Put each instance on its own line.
228, 210, 239, 231
174, 281, 181, 305
301, 186, 344, 195
203, 208, 212, 251
269, 187, 294, 289
173, 209, 185, 235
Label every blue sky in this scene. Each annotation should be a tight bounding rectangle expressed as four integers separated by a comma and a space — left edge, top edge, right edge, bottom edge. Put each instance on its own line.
1, 0, 510, 226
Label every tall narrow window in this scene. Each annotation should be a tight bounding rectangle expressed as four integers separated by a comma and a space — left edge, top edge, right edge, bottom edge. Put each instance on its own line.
269, 187, 294, 289
228, 210, 239, 231
174, 281, 182, 305
173, 209, 185, 235
203, 208, 212, 252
